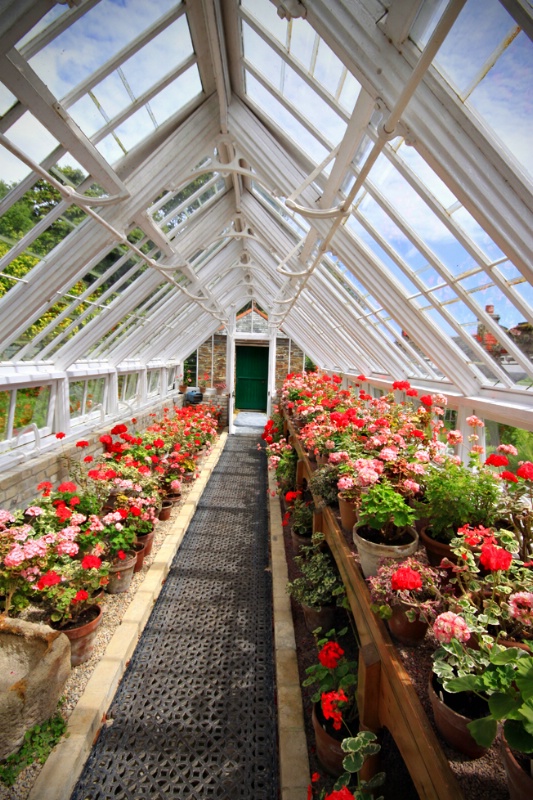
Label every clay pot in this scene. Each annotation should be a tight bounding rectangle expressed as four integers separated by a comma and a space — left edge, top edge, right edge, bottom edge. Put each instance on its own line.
291, 529, 312, 555
353, 526, 419, 577
131, 540, 146, 573
501, 731, 533, 800
427, 675, 488, 759
311, 703, 345, 776
337, 493, 357, 533
106, 552, 137, 594
136, 529, 155, 557
158, 500, 172, 521
387, 604, 428, 646
301, 603, 336, 634
419, 526, 455, 567
54, 605, 103, 667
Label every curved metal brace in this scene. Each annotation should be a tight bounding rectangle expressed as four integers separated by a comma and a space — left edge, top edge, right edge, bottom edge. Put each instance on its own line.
284, 197, 349, 219
171, 163, 280, 197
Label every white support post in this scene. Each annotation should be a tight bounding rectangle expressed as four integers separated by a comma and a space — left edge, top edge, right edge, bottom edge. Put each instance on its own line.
108, 371, 119, 415
267, 325, 277, 418
226, 314, 236, 435
56, 376, 71, 435
139, 369, 148, 407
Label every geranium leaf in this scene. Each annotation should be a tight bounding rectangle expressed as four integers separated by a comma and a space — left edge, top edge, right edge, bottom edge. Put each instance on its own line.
504, 720, 533, 754
342, 752, 364, 773
488, 693, 520, 720
467, 717, 497, 748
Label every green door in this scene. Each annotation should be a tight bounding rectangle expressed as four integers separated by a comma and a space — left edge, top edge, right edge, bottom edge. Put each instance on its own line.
235, 346, 269, 411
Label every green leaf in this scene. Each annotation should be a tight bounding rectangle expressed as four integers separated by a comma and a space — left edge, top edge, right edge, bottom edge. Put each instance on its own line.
467, 717, 498, 748
445, 675, 479, 693
342, 752, 364, 773
488, 693, 521, 720
333, 773, 351, 791
504, 720, 533, 754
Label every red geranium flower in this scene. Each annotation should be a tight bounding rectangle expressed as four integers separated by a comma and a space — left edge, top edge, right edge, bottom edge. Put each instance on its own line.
321, 689, 348, 730
58, 481, 77, 493
392, 380, 411, 391
130, 507, 142, 516
55, 432, 66, 439
117, 550, 126, 560
84, 455, 94, 463
501, 471, 518, 483
485, 453, 509, 467
391, 566, 422, 591
517, 462, 533, 481
318, 641, 344, 669
81, 554, 102, 569
73, 589, 89, 603
36, 571, 61, 590
153, 438, 165, 448
479, 543, 513, 571
76, 440, 89, 448
406, 388, 418, 397
420, 395, 433, 406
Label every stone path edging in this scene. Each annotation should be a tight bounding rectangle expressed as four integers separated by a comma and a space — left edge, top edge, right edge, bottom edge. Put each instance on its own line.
28, 432, 228, 800
268, 470, 311, 800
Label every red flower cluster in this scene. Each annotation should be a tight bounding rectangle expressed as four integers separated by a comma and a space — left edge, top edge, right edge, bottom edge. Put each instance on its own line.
285, 490, 301, 504
517, 462, 533, 481
321, 689, 348, 730
392, 380, 411, 391
317, 641, 344, 669
73, 589, 89, 603
391, 566, 422, 592
485, 453, 509, 467
81, 554, 102, 570
420, 394, 433, 406
479, 542, 513, 571
36, 570, 61, 590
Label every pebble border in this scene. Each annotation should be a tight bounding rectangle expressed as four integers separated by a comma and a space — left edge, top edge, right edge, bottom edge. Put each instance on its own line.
26, 431, 228, 800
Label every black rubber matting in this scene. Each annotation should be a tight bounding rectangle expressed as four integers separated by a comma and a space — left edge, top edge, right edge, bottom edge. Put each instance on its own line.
70, 435, 278, 799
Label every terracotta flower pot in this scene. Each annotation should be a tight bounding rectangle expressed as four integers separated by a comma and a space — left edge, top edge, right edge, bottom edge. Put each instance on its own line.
501, 731, 533, 800
311, 702, 346, 776
301, 603, 336, 634
337, 493, 357, 533
158, 500, 172, 521
106, 552, 137, 594
136, 529, 155, 557
387, 604, 428, 646
54, 605, 103, 667
131, 540, 146, 573
427, 675, 488, 759
419, 526, 455, 567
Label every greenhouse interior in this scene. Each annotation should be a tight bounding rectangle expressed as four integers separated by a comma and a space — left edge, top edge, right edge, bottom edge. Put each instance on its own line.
0, 0, 532, 798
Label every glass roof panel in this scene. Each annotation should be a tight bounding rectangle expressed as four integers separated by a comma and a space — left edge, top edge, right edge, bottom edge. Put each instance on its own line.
107, 106, 156, 152
142, 65, 202, 125
427, 0, 533, 181
0, 82, 17, 116
2, 112, 59, 184
288, 19, 316, 70
245, 71, 328, 163
241, 0, 287, 43
27, 0, 180, 99
313, 39, 345, 96
394, 143, 457, 208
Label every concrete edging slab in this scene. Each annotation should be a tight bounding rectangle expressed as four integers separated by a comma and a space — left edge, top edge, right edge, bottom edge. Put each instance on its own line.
28, 432, 228, 800
268, 468, 310, 798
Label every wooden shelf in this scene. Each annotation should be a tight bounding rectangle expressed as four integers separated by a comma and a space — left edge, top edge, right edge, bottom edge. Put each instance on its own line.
287, 417, 463, 800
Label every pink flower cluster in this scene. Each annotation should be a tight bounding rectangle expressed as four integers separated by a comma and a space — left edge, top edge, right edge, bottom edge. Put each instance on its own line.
433, 612, 471, 643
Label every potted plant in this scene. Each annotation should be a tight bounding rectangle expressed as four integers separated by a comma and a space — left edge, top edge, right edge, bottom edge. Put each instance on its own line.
214, 381, 227, 395
336, 458, 383, 532
99, 509, 138, 594
309, 463, 342, 508
307, 730, 385, 800
366, 555, 446, 645
495, 459, 533, 561
303, 629, 359, 776
34, 553, 109, 666
419, 458, 500, 564
286, 533, 346, 631
352, 481, 418, 576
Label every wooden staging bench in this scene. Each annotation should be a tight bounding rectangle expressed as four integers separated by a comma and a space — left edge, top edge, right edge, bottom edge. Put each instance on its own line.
287, 418, 463, 800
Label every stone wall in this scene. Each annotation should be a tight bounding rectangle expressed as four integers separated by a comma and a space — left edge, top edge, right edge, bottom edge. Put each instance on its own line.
0, 395, 184, 512
197, 334, 227, 387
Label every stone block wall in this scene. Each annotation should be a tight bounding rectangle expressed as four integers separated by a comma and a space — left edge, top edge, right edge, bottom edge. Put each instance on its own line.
198, 335, 227, 387
0, 395, 184, 512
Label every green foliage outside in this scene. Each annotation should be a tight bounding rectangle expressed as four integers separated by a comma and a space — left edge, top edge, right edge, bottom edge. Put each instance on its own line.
0, 712, 67, 786
0, 385, 51, 440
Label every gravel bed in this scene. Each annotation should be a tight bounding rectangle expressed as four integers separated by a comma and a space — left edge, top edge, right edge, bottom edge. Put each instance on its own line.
282, 503, 511, 800
0, 465, 205, 800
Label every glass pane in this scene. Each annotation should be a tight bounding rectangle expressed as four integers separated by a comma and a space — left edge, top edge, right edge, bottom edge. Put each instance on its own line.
0, 82, 17, 116
13, 385, 51, 434
485, 419, 533, 467
149, 65, 202, 125
69, 380, 85, 419
86, 378, 105, 413
125, 373, 138, 401
28, 0, 180, 98
147, 370, 160, 394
